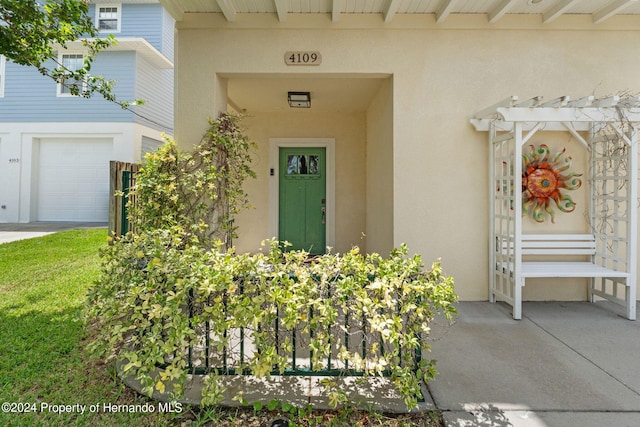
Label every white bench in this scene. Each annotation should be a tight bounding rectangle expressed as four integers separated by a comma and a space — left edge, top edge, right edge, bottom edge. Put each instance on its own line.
498, 234, 635, 320
521, 234, 629, 280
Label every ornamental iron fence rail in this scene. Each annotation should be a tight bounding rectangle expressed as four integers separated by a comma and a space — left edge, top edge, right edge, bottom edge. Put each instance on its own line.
156, 277, 427, 382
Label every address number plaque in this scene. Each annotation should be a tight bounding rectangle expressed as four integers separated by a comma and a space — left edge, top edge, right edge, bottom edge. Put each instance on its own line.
284, 51, 322, 66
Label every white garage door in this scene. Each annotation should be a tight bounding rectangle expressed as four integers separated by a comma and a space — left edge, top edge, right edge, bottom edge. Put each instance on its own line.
37, 138, 112, 222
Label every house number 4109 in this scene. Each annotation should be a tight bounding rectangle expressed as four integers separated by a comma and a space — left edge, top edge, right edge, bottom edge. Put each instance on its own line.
284, 51, 322, 66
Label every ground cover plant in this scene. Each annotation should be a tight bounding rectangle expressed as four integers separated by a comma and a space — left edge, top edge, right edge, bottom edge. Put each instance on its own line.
0, 230, 444, 426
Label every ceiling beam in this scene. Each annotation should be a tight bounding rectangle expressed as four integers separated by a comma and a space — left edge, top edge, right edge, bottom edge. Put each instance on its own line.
384, 0, 401, 23
542, 0, 581, 24
332, 0, 344, 22
216, 0, 236, 22
274, 0, 288, 22
593, 0, 637, 24
488, 0, 518, 24
436, 0, 457, 23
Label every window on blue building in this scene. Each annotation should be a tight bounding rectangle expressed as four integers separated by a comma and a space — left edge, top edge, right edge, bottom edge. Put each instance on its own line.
97, 5, 121, 33
57, 53, 86, 96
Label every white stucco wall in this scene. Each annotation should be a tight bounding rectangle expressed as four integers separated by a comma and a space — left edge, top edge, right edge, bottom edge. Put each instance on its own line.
0, 122, 163, 223
173, 14, 640, 301
366, 77, 394, 255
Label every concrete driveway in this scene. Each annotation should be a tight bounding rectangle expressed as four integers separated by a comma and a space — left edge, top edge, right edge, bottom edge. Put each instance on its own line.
0, 222, 107, 245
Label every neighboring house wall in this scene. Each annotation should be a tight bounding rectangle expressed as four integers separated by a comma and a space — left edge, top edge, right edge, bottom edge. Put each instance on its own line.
91, 3, 161, 49
135, 54, 174, 132
0, 122, 164, 223
1, 52, 135, 123
172, 17, 640, 301
0, 55, 5, 97
161, 7, 175, 63
141, 135, 163, 156
91, 2, 174, 61
0, 1, 173, 223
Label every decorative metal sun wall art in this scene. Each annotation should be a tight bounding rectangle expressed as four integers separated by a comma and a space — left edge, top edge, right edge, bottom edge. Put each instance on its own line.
522, 144, 582, 223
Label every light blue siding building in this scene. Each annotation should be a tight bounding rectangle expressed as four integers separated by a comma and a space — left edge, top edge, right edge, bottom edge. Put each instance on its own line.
0, 1, 174, 222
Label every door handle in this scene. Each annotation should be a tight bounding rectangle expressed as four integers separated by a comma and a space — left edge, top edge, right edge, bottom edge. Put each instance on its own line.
321, 206, 326, 225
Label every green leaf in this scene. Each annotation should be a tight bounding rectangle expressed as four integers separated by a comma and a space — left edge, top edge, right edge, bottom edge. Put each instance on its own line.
267, 399, 280, 411
281, 402, 294, 414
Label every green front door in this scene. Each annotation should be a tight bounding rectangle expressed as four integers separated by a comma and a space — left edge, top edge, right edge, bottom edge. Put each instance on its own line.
279, 147, 326, 254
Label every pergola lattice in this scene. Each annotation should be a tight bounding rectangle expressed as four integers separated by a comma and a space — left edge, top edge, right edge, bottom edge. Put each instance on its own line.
471, 95, 638, 320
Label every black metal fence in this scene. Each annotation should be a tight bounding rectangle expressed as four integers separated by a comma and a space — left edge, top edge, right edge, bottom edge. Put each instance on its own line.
166, 277, 426, 379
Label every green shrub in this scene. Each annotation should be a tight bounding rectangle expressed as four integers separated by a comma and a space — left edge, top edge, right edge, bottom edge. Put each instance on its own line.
86, 230, 457, 410
129, 114, 256, 249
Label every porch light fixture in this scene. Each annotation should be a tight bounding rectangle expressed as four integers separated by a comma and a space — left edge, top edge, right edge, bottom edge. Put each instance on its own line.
288, 91, 311, 108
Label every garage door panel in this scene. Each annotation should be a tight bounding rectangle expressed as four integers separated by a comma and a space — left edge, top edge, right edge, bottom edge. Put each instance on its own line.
37, 138, 112, 222
78, 182, 103, 193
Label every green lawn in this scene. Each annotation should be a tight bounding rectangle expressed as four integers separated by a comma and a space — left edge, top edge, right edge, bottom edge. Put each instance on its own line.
0, 229, 178, 427
0, 229, 440, 427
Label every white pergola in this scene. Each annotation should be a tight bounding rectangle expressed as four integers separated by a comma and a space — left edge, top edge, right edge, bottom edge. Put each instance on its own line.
471, 95, 639, 320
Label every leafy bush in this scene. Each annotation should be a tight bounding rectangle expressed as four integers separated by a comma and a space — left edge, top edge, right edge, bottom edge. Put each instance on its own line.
129, 114, 256, 249
86, 230, 457, 410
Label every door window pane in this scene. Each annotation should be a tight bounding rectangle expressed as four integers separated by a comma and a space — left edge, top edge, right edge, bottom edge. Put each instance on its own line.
308, 155, 318, 174
286, 154, 319, 175
287, 155, 299, 174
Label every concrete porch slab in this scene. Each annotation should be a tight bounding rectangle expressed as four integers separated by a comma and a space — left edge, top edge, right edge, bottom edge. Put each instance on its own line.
443, 410, 640, 427
523, 301, 640, 394
427, 301, 640, 426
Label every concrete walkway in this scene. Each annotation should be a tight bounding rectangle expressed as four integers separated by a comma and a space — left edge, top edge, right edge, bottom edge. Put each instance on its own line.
429, 301, 640, 426
0, 222, 107, 244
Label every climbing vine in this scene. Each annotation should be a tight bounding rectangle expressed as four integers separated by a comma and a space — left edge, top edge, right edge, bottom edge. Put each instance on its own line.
128, 114, 256, 249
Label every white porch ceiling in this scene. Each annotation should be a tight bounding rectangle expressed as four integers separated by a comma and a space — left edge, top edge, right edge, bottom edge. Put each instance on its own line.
160, 0, 640, 24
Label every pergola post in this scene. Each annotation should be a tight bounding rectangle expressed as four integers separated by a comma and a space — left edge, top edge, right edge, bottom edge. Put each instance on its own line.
626, 125, 638, 319
513, 122, 524, 320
